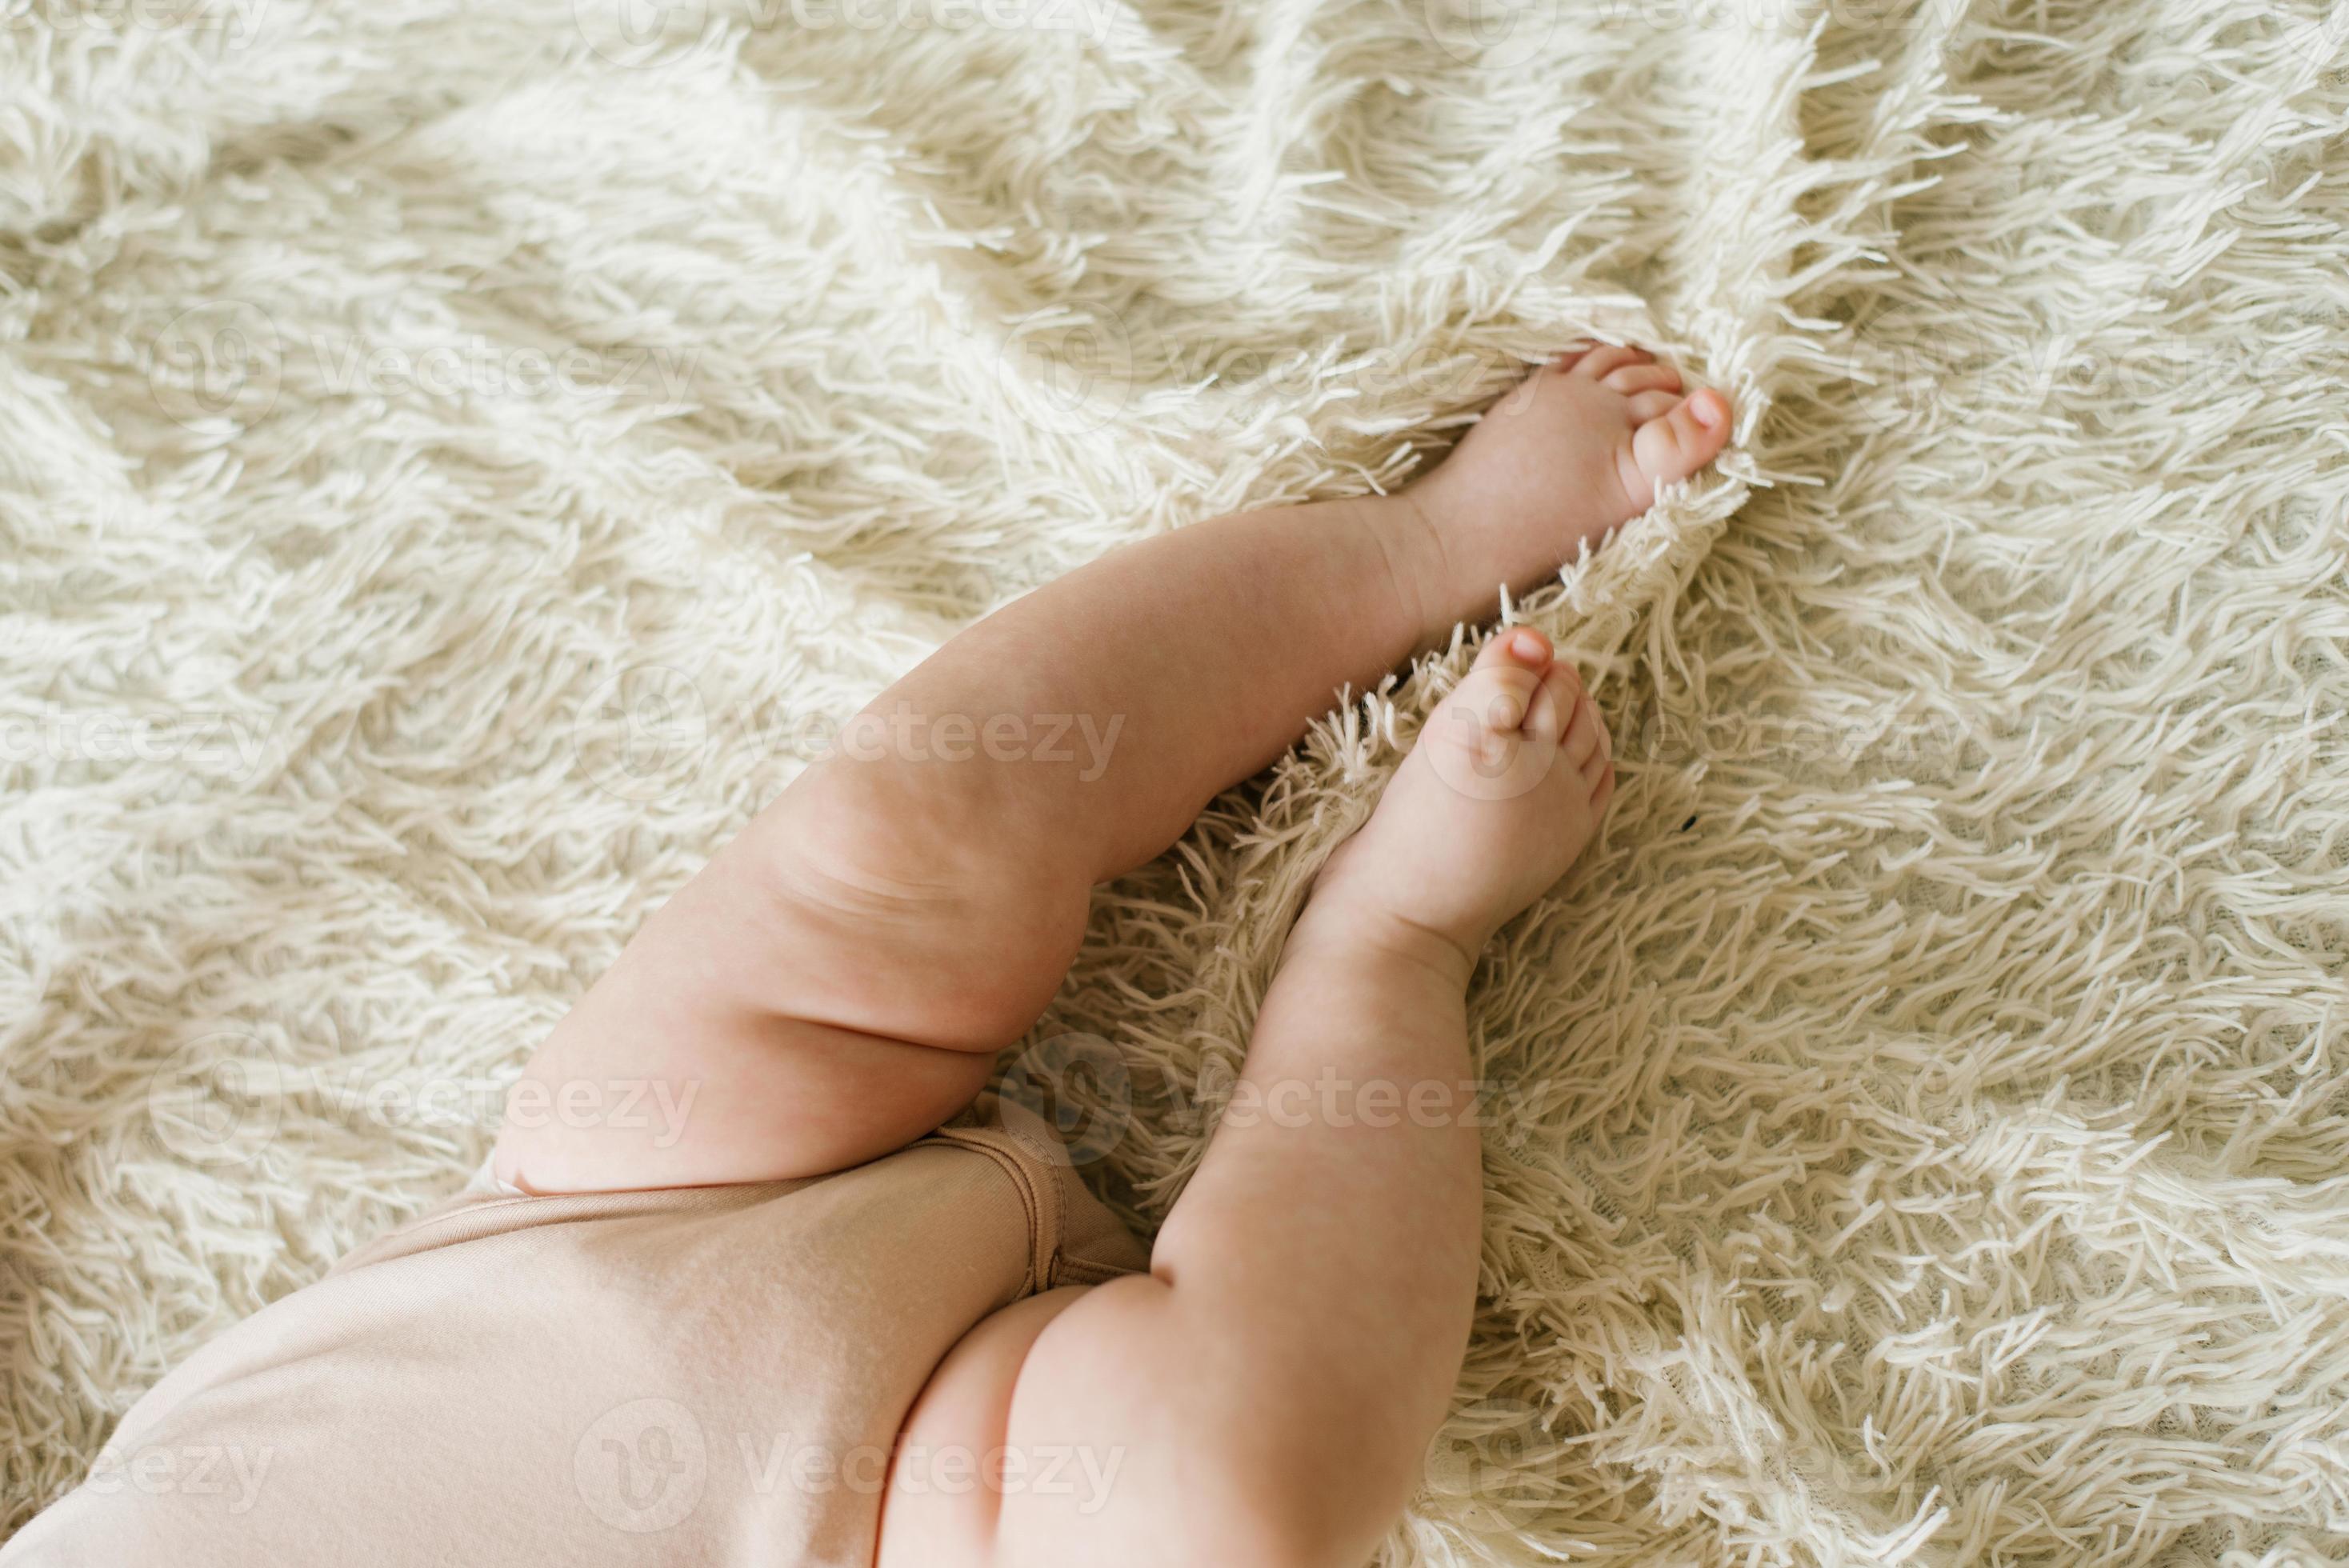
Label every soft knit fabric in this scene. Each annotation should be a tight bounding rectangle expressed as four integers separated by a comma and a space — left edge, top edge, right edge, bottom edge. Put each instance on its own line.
0, 1108, 1146, 1565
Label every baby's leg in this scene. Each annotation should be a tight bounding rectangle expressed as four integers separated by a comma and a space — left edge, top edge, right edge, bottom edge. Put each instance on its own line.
929, 630, 1614, 1568
494, 350, 1727, 1193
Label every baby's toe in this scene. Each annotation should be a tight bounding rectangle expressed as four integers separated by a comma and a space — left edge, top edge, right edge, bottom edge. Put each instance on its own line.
1624, 390, 1680, 424
1601, 362, 1683, 398
1448, 666, 1536, 740
1581, 741, 1612, 793
1627, 387, 1732, 491
1560, 688, 1606, 771
1475, 626, 1553, 678
1571, 343, 1651, 382
1521, 661, 1583, 746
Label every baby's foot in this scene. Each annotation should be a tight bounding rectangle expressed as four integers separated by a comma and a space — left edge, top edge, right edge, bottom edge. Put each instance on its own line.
1403, 346, 1733, 618
1307, 626, 1612, 970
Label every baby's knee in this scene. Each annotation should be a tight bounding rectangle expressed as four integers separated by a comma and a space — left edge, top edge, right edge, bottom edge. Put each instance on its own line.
734, 762, 1092, 1050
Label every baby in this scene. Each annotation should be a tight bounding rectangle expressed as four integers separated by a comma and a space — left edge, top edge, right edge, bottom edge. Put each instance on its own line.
5, 348, 1730, 1567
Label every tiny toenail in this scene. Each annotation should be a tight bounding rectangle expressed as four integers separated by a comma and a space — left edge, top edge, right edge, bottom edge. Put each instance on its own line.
1692, 391, 1725, 428
1510, 630, 1544, 660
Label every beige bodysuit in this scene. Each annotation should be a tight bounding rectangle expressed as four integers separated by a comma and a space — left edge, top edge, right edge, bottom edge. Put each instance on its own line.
3, 1101, 1146, 1566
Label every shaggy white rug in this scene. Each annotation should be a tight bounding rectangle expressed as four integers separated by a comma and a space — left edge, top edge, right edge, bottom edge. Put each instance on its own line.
4, 0, 2347, 1561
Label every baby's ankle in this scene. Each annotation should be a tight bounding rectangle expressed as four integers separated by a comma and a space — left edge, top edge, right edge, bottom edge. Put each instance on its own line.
1348, 489, 1475, 652
1287, 892, 1480, 993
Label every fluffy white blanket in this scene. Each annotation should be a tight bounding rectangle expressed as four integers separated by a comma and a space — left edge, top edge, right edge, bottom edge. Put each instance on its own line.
4, 0, 2347, 1561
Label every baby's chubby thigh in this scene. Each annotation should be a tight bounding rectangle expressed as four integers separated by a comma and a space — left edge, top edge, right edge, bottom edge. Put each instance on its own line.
874, 1286, 1105, 1568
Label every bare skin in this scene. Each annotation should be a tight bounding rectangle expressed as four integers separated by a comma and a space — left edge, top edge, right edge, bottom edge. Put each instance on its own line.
493, 346, 1732, 1566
